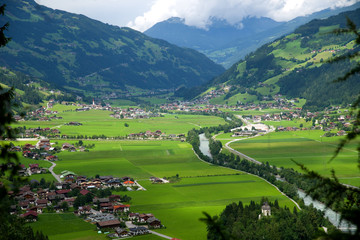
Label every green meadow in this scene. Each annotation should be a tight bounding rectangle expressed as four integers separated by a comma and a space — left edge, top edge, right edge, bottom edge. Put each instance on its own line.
29, 213, 106, 240
50, 139, 295, 240
229, 130, 360, 186
14, 106, 226, 137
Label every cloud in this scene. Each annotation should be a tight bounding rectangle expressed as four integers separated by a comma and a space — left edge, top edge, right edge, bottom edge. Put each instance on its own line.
128, 0, 358, 32
35, 0, 153, 27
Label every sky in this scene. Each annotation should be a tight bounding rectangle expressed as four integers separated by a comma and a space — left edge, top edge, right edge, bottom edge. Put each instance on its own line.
35, 0, 358, 32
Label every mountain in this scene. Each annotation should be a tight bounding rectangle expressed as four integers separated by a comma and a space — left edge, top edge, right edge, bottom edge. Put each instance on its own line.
0, 0, 225, 98
145, 2, 360, 68
193, 8, 360, 110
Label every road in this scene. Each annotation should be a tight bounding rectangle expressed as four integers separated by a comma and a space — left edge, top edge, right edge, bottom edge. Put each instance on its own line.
45, 160, 61, 183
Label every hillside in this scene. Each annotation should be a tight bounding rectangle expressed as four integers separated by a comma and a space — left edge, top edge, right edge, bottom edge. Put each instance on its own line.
197, 8, 360, 110
145, 2, 360, 68
0, 0, 224, 98
0, 66, 75, 109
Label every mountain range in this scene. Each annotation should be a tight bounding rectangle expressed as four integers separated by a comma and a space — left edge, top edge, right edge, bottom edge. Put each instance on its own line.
0, 0, 224, 98
145, 2, 360, 68
191, 7, 360, 110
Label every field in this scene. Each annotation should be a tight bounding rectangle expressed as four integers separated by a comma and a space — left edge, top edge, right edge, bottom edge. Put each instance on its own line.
13, 110, 299, 240
228, 130, 360, 186
29, 213, 106, 240
45, 139, 295, 240
13, 105, 226, 137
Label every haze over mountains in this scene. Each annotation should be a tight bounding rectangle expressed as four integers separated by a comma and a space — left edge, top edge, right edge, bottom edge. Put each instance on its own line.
145, 2, 360, 68
0, 0, 224, 97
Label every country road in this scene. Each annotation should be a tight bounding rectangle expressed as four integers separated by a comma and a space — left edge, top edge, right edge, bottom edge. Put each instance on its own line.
45, 160, 61, 183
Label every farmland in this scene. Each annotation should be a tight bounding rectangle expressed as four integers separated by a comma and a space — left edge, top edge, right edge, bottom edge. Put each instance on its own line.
22, 138, 295, 240
14, 105, 227, 137
228, 130, 360, 186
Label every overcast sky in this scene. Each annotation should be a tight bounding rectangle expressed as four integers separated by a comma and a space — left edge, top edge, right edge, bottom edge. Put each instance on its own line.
35, 0, 358, 32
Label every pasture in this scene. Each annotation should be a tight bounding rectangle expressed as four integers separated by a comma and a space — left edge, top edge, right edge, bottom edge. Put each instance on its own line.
13, 106, 226, 137
52, 139, 295, 240
229, 130, 360, 186
29, 213, 105, 240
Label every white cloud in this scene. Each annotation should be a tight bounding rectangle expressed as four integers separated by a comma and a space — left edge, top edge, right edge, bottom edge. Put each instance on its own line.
127, 0, 358, 32
35, 0, 153, 27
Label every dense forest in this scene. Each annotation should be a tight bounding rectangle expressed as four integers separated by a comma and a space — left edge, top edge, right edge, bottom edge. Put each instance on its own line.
205, 200, 335, 240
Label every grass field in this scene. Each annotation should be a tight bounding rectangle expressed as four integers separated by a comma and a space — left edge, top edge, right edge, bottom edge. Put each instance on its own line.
29, 213, 106, 240
13, 107, 226, 137
229, 130, 360, 186
48, 139, 296, 240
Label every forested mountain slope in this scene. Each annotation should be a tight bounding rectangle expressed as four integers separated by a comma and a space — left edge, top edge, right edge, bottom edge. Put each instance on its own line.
201, 8, 360, 110
0, 0, 224, 97
145, 2, 360, 68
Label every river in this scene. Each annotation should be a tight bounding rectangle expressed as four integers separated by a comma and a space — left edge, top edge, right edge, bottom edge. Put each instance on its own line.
297, 190, 356, 232
199, 133, 212, 159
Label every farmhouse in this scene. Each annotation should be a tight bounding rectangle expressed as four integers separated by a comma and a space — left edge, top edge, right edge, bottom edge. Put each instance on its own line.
96, 219, 121, 229
21, 211, 38, 222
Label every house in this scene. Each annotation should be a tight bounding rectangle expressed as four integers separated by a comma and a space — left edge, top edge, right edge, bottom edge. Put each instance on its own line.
129, 226, 149, 236
21, 211, 38, 222
37, 189, 47, 199
96, 219, 121, 229
138, 213, 154, 223
113, 204, 130, 213
109, 194, 121, 202
56, 189, 71, 197
147, 217, 161, 228
122, 180, 135, 187
29, 164, 40, 174
114, 227, 129, 238
36, 199, 49, 208
77, 205, 92, 215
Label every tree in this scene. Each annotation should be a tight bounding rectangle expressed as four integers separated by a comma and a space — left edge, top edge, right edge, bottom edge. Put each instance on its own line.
0, 4, 48, 239
296, 18, 360, 239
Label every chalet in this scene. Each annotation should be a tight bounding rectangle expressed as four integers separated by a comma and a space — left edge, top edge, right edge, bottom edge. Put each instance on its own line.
77, 205, 92, 215
113, 204, 130, 213
114, 227, 129, 238
36, 139, 51, 149
36, 199, 48, 208
122, 180, 135, 187
63, 198, 76, 207
19, 200, 30, 210
129, 226, 149, 236
29, 164, 40, 174
29, 206, 43, 214
147, 217, 161, 228
139, 213, 154, 223
96, 219, 121, 229
109, 194, 121, 202
21, 211, 38, 222
62, 143, 76, 151
93, 197, 110, 205
37, 189, 47, 199
100, 202, 113, 212
56, 189, 71, 197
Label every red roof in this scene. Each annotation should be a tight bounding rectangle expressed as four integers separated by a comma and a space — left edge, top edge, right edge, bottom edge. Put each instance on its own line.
21, 211, 38, 218
123, 180, 134, 184
79, 189, 90, 195
56, 189, 71, 194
